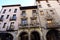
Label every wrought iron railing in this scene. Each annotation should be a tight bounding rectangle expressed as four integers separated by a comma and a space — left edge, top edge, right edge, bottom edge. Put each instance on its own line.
6, 25, 14, 31
10, 17, 16, 21
46, 22, 60, 29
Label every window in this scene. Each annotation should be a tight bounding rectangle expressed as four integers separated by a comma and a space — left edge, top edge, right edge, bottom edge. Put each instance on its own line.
10, 14, 16, 21
21, 19, 27, 25
13, 14, 16, 19
47, 19, 52, 24
0, 23, 1, 25
3, 23, 6, 28
50, 10, 53, 12
14, 9, 17, 13
32, 10, 37, 16
11, 22, 14, 25
31, 19, 37, 24
9, 9, 11, 12
50, 10, 55, 14
46, 0, 48, 3
3, 9, 6, 13
6, 15, 9, 19
40, 11, 44, 15
1, 15, 4, 19
0, 23, 1, 24
0, 15, 4, 21
32, 10, 36, 13
21, 11, 26, 16
57, 0, 59, 2
39, 5, 42, 8
10, 22, 14, 29
47, 4, 51, 7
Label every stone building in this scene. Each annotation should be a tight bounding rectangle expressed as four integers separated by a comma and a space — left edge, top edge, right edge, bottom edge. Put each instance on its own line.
0, 0, 60, 40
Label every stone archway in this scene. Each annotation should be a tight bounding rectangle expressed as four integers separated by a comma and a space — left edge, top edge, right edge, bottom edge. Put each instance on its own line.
19, 32, 28, 40
31, 31, 40, 40
46, 30, 60, 40
0, 33, 13, 40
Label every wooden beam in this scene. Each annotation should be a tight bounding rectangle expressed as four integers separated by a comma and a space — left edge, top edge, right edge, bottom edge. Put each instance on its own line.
36, 0, 48, 2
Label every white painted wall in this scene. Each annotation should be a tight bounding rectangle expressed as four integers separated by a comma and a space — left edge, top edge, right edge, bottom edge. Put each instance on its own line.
0, 6, 21, 31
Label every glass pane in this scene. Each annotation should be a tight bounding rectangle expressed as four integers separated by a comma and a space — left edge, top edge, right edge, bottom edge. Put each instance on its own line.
21, 19, 27, 24
22, 11, 26, 16
3, 9, 6, 13
13, 14, 16, 19
14, 9, 17, 13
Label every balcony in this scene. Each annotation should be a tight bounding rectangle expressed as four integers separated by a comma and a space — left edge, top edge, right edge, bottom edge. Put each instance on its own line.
18, 24, 29, 29
45, 14, 53, 19
18, 22, 40, 29
18, 23, 40, 29
10, 17, 16, 21
30, 22, 40, 28
0, 18, 3, 21
6, 25, 14, 31
46, 22, 60, 29
21, 16, 27, 19
30, 16, 37, 20
20, 24, 28, 26
21, 13, 27, 19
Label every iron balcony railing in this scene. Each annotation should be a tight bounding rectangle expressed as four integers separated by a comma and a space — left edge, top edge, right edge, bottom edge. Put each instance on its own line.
18, 23, 29, 29
20, 24, 28, 26
30, 23, 40, 27
10, 17, 16, 21
30, 16, 37, 20
21, 13, 28, 19
46, 22, 60, 29
6, 25, 14, 31
18, 22, 40, 29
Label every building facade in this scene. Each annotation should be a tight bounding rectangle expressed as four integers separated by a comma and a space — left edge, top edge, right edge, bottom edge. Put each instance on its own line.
0, 0, 60, 40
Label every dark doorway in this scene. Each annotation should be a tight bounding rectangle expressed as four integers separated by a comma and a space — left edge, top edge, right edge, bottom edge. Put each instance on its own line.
46, 30, 60, 40
0, 33, 13, 40
19, 32, 28, 40
31, 31, 40, 40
